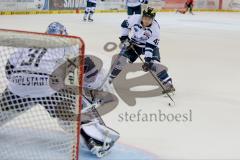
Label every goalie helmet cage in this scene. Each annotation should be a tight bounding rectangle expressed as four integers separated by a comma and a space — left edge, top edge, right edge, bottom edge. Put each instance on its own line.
0, 29, 85, 160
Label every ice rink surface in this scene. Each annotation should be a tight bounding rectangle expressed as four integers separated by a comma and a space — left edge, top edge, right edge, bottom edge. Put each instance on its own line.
1, 12, 240, 159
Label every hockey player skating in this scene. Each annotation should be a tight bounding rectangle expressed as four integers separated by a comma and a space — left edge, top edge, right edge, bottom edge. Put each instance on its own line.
125, 0, 148, 16
108, 7, 175, 94
176, 0, 194, 14
83, 0, 97, 22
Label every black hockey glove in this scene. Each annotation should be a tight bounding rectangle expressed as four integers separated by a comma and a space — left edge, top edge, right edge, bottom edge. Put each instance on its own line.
142, 57, 153, 72
119, 36, 129, 43
119, 36, 132, 49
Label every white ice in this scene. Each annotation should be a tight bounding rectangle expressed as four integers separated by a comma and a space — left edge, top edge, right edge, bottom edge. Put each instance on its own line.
0, 12, 240, 159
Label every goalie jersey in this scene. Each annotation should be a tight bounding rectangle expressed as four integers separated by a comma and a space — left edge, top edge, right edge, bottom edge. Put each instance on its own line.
121, 15, 160, 58
5, 47, 79, 98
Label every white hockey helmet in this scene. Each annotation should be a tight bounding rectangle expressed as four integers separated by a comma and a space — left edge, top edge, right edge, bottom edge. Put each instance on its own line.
46, 22, 68, 35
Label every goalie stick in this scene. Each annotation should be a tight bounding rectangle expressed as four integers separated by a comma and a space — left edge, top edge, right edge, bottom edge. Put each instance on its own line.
82, 94, 106, 126
96, 54, 122, 90
66, 58, 106, 125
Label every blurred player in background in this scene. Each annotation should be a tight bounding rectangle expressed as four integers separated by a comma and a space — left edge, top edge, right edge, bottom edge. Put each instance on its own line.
141, 0, 149, 12
125, 0, 149, 16
176, 0, 194, 14
108, 7, 175, 94
83, 0, 97, 22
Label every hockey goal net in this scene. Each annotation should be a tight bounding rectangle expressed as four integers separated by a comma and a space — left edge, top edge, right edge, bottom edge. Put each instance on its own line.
0, 29, 84, 160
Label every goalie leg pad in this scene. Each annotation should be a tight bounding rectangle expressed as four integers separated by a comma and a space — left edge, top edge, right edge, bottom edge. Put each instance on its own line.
82, 121, 120, 144
80, 120, 120, 157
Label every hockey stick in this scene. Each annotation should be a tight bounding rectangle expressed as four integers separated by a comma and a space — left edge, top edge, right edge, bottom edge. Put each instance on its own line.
82, 92, 106, 126
130, 46, 175, 106
82, 93, 121, 142
66, 58, 107, 125
97, 54, 122, 90
67, 57, 121, 147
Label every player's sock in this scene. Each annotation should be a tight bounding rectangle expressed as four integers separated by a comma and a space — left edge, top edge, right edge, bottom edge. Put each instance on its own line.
83, 11, 88, 21
108, 68, 121, 84
88, 11, 94, 22
190, 6, 194, 15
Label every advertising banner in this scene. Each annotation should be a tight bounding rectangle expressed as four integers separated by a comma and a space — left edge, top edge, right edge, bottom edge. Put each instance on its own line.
162, 0, 220, 10
94, 0, 222, 10
97, 0, 125, 10
148, 0, 165, 9
162, 0, 187, 9
0, 0, 239, 13
195, 0, 219, 9
0, 0, 48, 11
223, 0, 240, 10
49, 0, 84, 10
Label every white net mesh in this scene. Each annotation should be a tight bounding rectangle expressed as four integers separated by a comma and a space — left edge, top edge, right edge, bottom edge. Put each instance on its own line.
0, 29, 84, 160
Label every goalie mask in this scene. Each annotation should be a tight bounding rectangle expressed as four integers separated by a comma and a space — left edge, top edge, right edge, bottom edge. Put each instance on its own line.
46, 22, 68, 35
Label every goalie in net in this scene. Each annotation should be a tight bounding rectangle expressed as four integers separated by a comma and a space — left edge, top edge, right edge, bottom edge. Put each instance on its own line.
48, 23, 120, 158
0, 22, 119, 159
